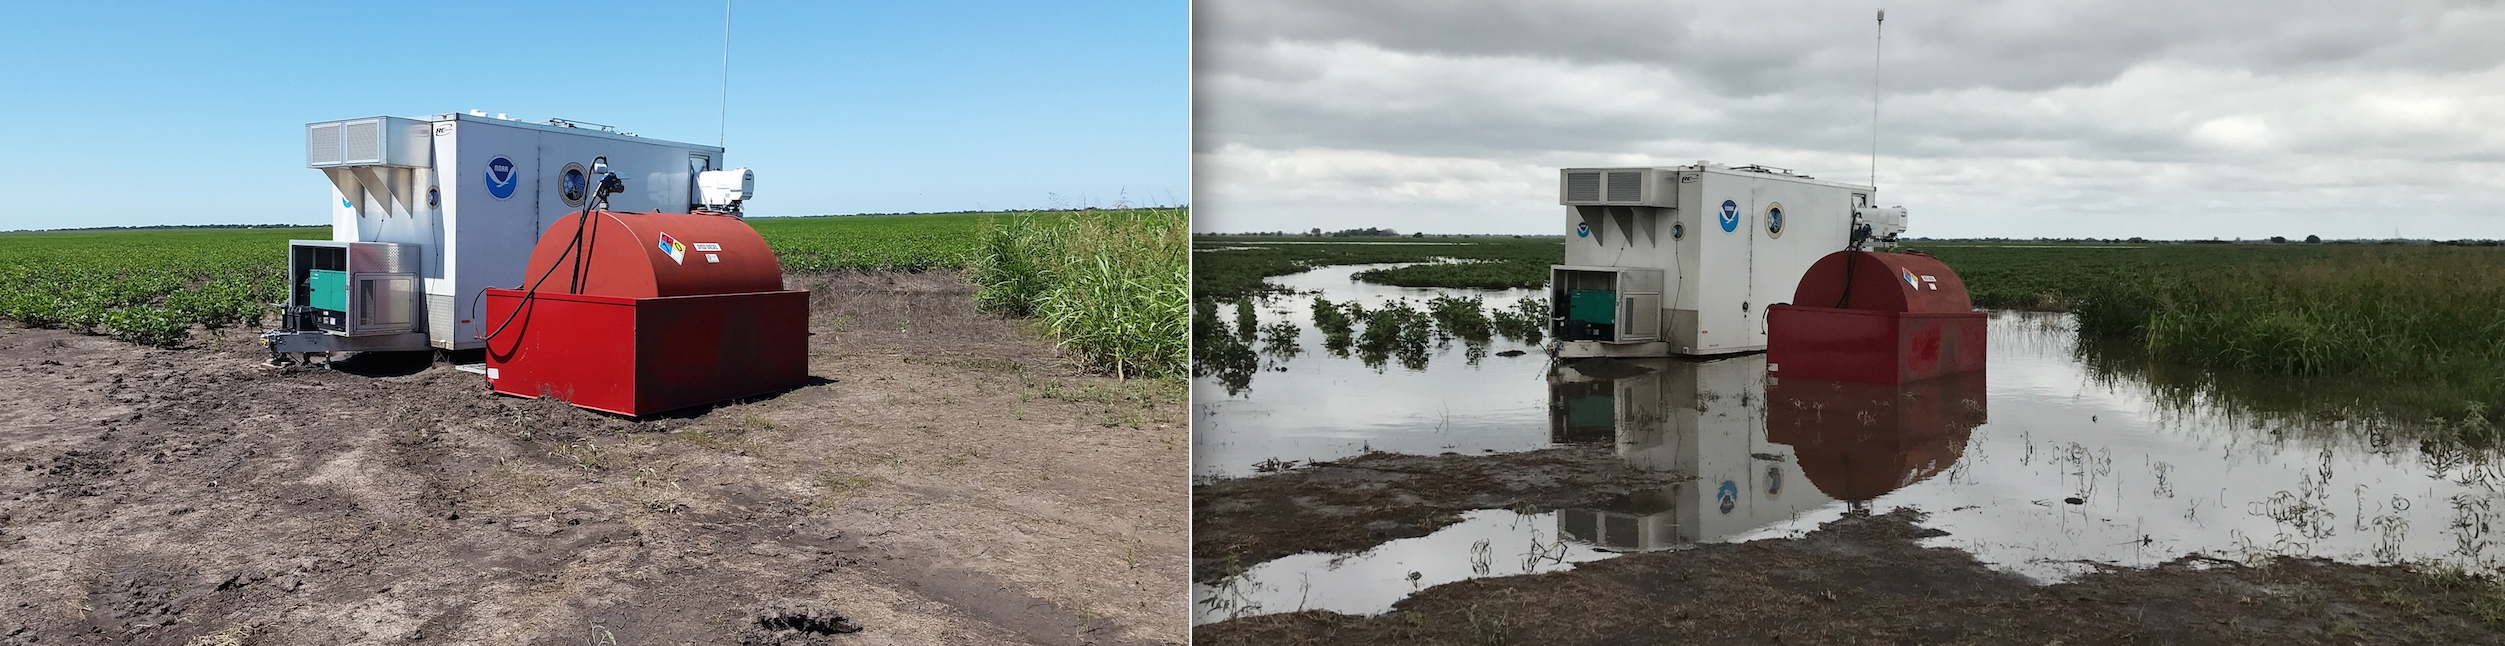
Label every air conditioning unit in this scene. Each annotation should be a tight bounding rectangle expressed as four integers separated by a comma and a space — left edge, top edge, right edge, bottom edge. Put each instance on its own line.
306, 116, 430, 168
1560, 168, 1679, 208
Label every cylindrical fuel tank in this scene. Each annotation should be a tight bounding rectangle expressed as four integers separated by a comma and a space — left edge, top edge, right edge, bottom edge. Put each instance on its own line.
1766, 250, 1987, 384
482, 209, 807, 416
523, 210, 784, 298
1790, 251, 1971, 313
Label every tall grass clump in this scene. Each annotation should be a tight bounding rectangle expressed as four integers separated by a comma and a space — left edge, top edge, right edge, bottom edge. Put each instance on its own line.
2071, 246, 2505, 438
971, 207, 1188, 379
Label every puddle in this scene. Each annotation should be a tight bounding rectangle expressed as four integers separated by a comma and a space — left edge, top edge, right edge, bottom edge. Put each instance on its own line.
1193, 264, 2505, 623
1193, 509, 1617, 623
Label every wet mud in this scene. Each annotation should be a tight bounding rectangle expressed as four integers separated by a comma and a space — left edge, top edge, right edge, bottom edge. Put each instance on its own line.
1193, 445, 1686, 583
1198, 509, 2505, 645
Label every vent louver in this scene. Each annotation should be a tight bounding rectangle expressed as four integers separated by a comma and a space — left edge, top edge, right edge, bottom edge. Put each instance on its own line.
307, 123, 342, 166
1565, 171, 1601, 202
1605, 171, 1642, 202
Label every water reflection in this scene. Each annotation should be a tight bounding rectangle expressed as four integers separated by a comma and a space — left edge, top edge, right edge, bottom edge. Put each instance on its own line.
1195, 267, 2505, 625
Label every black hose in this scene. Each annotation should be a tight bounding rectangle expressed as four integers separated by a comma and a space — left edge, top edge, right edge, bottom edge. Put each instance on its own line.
476, 177, 618, 343
1835, 251, 1857, 309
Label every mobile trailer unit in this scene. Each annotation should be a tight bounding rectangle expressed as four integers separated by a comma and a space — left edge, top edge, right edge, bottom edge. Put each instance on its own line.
1551, 162, 1904, 358
267, 112, 745, 355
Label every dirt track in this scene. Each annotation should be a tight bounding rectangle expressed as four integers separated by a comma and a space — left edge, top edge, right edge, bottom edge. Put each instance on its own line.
0, 271, 1186, 645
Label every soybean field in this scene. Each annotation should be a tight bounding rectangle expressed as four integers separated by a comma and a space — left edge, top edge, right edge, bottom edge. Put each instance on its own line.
0, 227, 320, 347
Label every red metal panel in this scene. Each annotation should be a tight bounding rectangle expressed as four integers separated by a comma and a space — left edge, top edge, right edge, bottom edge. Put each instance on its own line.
1765, 372, 1986, 501
482, 289, 809, 416
522, 210, 784, 298
631, 291, 811, 414
482, 290, 644, 414
1765, 305, 1987, 383
1790, 251, 1972, 314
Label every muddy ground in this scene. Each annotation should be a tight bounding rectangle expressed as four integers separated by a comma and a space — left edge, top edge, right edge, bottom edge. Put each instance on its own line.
0, 271, 1186, 645
1199, 493, 2505, 645
1192, 445, 1685, 583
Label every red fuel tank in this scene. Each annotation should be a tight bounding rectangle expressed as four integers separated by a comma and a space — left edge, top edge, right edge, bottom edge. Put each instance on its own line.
482, 210, 809, 416
1766, 251, 1986, 384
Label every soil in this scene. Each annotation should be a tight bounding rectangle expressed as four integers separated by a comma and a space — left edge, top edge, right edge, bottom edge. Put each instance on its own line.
0, 271, 1186, 645
1192, 445, 1688, 583
1196, 508, 2505, 645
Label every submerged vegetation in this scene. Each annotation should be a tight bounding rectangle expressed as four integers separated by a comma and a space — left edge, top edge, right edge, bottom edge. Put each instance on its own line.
1193, 292, 1551, 395
1910, 242, 2505, 445
970, 207, 1189, 379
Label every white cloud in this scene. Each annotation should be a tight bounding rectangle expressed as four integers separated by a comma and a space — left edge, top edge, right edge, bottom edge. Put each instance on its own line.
1196, 0, 2505, 239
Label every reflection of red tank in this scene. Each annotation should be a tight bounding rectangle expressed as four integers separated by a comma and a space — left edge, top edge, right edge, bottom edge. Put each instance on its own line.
1766, 251, 1986, 383
1765, 371, 1987, 502
482, 210, 809, 416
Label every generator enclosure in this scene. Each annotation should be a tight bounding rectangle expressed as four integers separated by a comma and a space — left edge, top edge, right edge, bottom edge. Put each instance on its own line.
1765, 251, 1987, 384
1552, 163, 1894, 358
482, 210, 807, 416
268, 111, 734, 354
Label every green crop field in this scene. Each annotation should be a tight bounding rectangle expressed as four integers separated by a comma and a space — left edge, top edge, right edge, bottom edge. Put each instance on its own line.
1191, 235, 1562, 299
0, 210, 1173, 361
750, 212, 997, 271
0, 227, 322, 346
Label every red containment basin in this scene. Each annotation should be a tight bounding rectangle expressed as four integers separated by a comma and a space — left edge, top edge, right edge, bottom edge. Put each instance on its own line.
1765, 371, 1987, 502
1764, 251, 1985, 384
481, 210, 808, 416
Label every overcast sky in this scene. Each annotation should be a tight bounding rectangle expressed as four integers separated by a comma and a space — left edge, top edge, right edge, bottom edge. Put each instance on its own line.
1193, 0, 2505, 239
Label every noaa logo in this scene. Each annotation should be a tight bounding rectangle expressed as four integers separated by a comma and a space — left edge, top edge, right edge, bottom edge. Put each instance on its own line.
1718, 199, 1739, 232
484, 156, 519, 200
1717, 480, 1739, 514
1575, 222, 1590, 238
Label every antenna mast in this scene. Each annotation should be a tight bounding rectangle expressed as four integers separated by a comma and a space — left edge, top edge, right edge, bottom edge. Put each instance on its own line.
1871, 8, 1884, 192
719, 0, 734, 147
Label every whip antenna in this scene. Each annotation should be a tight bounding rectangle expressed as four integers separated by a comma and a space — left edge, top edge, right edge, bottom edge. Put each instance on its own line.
1871, 8, 1884, 191
719, 0, 734, 147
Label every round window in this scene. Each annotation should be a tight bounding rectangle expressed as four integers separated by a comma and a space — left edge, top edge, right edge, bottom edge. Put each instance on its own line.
559, 163, 590, 207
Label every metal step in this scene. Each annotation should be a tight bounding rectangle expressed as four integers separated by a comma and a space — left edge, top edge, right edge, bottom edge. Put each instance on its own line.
454, 363, 488, 375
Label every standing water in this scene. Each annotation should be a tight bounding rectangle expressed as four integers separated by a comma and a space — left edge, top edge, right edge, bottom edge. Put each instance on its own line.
1194, 263, 2505, 624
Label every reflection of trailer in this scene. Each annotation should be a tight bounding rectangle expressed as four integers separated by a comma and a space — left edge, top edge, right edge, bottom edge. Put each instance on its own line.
264, 112, 752, 358
1549, 356, 1830, 552
1550, 163, 1905, 358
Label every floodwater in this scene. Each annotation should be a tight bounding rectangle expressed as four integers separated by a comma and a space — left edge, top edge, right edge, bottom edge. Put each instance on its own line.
1192, 263, 2505, 624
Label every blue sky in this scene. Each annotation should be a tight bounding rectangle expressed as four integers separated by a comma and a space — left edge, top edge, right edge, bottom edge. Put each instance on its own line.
0, 1, 1187, 230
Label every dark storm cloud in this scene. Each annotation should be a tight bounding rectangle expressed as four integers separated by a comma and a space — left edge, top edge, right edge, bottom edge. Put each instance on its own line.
1194, 0, 2505, 238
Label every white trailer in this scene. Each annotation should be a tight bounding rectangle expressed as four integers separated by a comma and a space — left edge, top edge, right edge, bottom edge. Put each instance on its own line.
265, 111, 754, 355
1550, 162, 1905, 357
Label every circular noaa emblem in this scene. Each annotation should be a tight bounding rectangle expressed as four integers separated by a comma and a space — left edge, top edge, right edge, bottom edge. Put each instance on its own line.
1765, 202, 1785, 238
1717, 480, 1739, 514
1718, 199, 1740, 232
1576, 222, 1590, 238
484, 156, 519, 200
559, 163, 589, 207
